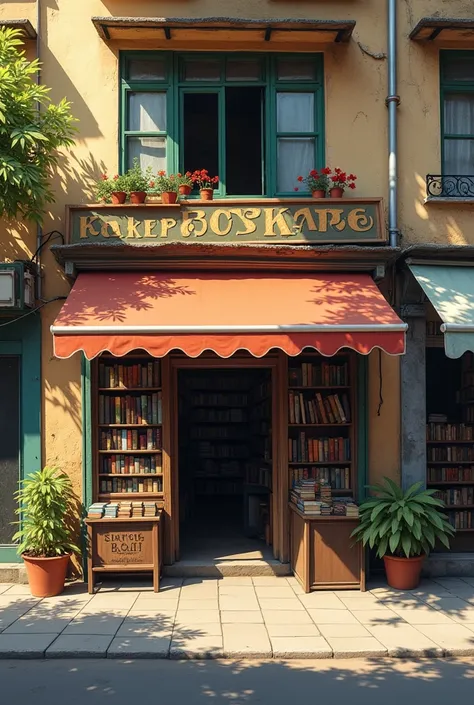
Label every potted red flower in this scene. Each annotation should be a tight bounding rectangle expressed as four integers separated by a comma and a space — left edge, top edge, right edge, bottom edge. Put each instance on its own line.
192, 169, 219, 200
329, 168, 357, 198
153, 171, 179, 204
94, 173, 127, 204
296, 167, 331, 198
177, 172, 194, 197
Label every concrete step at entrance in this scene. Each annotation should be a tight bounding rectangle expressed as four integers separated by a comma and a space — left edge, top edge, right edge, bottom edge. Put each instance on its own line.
164, 560, 291, 578
0, 564, 28, 584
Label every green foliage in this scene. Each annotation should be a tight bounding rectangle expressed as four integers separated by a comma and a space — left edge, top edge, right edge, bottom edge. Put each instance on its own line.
351, 477, 455, 558
94, 172, 127, 202
149, 171, 179, 194
13, 467, 80, 558
0, 28, 77, 223
121, 158, 152, 193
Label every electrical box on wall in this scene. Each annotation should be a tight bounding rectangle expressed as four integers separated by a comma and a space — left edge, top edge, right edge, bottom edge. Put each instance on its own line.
0, 262, 35, 311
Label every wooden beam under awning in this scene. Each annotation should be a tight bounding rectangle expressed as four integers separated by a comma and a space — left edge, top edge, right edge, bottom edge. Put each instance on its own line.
91, 16, 356, 49
0, 19, 37, 39
410, 17, 474, 42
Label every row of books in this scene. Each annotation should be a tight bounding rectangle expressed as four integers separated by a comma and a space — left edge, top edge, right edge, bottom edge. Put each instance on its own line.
289, 435, 351, 463
191, 393, 248, 407
100, 455, 162, 474
447, 510, 473, 530
197, 442, 249, 459
100, 428, 162, 451
190, 426, 247, 440
87, 501, 159, 518
289, 391, 350, 425
290, 466, 351, 490
246, 463, 272, 489
428, 467, 474, 482
289, 362, 349, 388
99, 477, 163, 494
98, 361, 161, 389
428, 447, 474, 461
427, 423, 474, 441
192, 408, 247, 422
464, 407, 474, 423
99, 393, 162, 425
433, 487, 474, 506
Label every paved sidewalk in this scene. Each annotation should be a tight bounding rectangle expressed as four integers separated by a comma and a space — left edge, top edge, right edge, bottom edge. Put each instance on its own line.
1, 576, 474, 659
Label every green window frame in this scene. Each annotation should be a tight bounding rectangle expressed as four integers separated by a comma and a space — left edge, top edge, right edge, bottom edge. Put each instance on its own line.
120, 52, 324, 197
440, 50, 474, 174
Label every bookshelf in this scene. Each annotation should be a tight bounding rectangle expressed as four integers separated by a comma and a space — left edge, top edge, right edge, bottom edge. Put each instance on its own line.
94, 356, 164, 502
288, 353, 356, 497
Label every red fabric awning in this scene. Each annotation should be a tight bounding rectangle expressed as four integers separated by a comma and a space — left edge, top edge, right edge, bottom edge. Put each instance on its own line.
51, 272, 406, 360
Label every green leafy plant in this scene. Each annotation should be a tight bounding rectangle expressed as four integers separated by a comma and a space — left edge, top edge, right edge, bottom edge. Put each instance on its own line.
149, 170, 179, 194
0, 27, 76, 223
351, 477, 455, 558
13, 467, 80, 558
94, 172, 127, 202
122, 158, 152, 193
176, 171, 193, 188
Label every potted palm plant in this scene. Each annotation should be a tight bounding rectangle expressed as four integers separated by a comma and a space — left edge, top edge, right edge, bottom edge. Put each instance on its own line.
351, 478, 455, 590
13, 467, 80, 597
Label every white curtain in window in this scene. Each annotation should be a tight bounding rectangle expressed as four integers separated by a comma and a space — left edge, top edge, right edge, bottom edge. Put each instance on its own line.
129, 93, 167, 132
277, 93, 314, 133
128, 137, 167, 173
277, 138, 314, 192
444, 94, 474, 174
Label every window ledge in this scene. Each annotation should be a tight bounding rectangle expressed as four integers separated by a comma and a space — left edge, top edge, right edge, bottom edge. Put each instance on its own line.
424, 196, 474, 205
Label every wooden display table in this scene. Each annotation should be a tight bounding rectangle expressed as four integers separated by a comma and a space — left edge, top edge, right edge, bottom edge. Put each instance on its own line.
85, 512, 163, 593
289, 503, 365, 592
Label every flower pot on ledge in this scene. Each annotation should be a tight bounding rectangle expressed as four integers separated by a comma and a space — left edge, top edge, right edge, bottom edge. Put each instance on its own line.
161, 191, 178, 204
111, 191, 127, 204
329, 187, 344, 198
311, 189, 326, 199
200, 188, 214, 201
130, 191, 146, 204
179, 184, 193, 196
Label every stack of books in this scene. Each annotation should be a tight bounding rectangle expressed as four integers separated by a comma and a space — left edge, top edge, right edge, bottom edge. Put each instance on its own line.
104, 502, 119, 518
87, 502, 107, 518
143, 501, 158, 517
428, 413, 448, 423
118, 501, 132, 518
131, 501, 144, 517
345, 503, 360, 518
333, 497, 359, 517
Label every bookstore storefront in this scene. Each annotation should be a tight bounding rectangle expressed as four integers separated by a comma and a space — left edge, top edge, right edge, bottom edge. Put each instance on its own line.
51, 200, 406, 588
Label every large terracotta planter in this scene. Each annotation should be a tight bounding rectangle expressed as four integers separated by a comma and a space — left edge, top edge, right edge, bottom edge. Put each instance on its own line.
311, 189, 326, 199
130, 191, 146, 204
383, 554, 425, 590
200, 188, 214, 201
161, 191, 178, 204
23, 553, 71, 597
329, 187, 344, 198
111, 191, 127, 204
179, 184, 193, 196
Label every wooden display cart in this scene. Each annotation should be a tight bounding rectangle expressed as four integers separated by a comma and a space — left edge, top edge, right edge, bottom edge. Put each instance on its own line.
85, 512, 163, 593
289, 503, 365, 592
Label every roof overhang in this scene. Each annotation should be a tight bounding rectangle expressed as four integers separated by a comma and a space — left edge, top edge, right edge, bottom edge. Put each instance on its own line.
91, 16, 355, 48
410, 17, 474, 43
0, 19, 37, 39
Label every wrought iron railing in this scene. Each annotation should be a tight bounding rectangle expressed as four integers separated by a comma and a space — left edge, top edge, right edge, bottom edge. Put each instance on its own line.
426, 174, 474, 198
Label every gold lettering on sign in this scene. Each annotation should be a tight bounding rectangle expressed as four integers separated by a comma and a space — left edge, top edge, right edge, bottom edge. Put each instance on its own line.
264, 208, 294, 237
293, 208, 317, 232
315, 209, 346, 233
230, 208, 261, 237
160, 218, 177, 239
107, 220, 122, 238
209, 209, 233, 237
144, 220, 157, 238
127, 217, 142, 239
79, 216, 99, 239
347, 208, 374, 232
181, 210, 208, 238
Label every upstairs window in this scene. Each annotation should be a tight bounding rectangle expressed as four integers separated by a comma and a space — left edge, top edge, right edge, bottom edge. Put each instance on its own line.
441, 51, 474, 174
120, 52, 324, 196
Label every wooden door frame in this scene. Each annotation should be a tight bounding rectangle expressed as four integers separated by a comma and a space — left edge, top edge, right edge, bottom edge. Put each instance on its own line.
167, 352, 288, 565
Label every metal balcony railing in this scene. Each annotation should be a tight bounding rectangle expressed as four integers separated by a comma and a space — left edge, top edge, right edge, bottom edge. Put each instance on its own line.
426, 174, 474, 198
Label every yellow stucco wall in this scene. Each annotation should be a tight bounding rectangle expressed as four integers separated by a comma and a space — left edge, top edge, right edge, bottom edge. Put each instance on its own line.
3, 0, 472, 508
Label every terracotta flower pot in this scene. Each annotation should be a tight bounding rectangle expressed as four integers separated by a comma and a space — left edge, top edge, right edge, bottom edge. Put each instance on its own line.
383, 554, 425, 590
200, 188, 214, 201
146, 194, 161, 203
179, 184, 193, 196
311, 189, 326, 199
130, 191, 146, 204
111, 191, 127, 205
23, 553, 70, 598
161, 191, 178, 204
329, 187, 344, 198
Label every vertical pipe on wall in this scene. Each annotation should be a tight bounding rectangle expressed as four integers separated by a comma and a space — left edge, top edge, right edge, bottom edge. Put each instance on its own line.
387, 0, 400, 248
35, 0, 43, 301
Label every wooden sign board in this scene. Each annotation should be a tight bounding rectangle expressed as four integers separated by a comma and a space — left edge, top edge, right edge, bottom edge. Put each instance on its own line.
92, 523, 154, 567
67, 199, 386, 246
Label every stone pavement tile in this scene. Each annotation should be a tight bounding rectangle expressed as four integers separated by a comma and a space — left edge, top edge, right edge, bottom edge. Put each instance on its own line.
376, 596, 426, 608
435, 578, 470, 588
263, 610, 314, 625
353, 609, 405, 626
285, 577, 305, 595
178, 599, 218, 611
270, 636, 332, 658
170, 635, 224, 659
133, 591, 179, 603
62, 615, 125, 636
46, 634, 112, 658
79, 606, 130, 617
221, 611, 264, 624
108, 635, 171, 658
218, 586, 256, 597
174, 610, 220, 624
416, 623, 474, 655
254, 586, 296, 599
461, 578, 474, 587
3, 614, 75, 634
252, 577, 289, 586
266, 623, 321, 637
258, 598, 305, 611
446, 589, 474, 602
218, 577, 254, 586
0, 633, 58, 658
173, 622, 222, 637
0, 595, 40, 609
222, 623, 272, 658
334, 590, 376, 598
391, 607, 455, 625
2, 585, 32, 595
326, 636, 387, 658
0, 607, 38, 632
307, 609, 359, 625
339, 597, 386, 610
83, 593, 138, 610
427, 597, 471, 612
410, 590, 452, 602
129, 608, 176, 623
446, 607, 474, 624
127, 599, 178, 613
318, 623, 372, 638
116, 619, 173, 638
181, 579, 218, 595
219, 596, 260, 611
297, 593, 346, 610
367, 624, 443, 657
0, 585, 13, 595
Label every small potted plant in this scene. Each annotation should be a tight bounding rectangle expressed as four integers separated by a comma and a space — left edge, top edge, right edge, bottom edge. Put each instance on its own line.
351, 478, 455, 590
153, 170, 179, 204
296, 167, 332, 198
192, 169, 219, 200
177, 171, 194, 197
95, 173, 127, 204
13, 467, 80, 597
329, 168, 357, 198
124, 159, 152, 204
